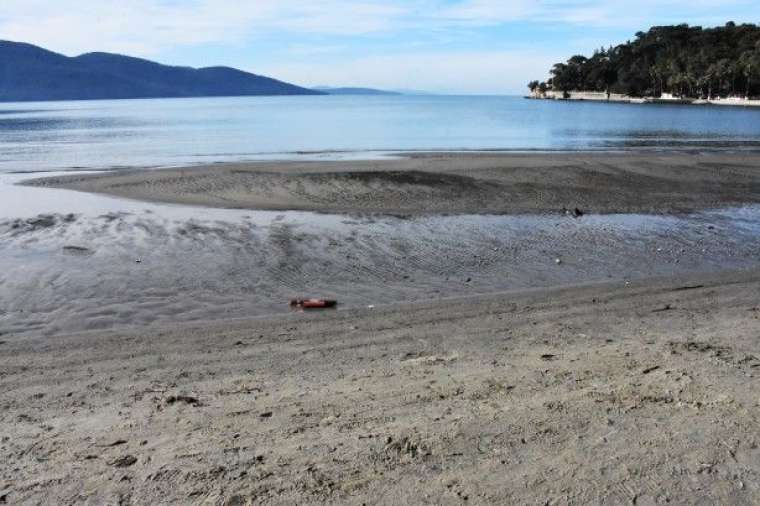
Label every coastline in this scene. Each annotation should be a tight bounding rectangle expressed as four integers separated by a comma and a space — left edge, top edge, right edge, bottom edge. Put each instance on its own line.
3, 150, 760, 503
5, 149, 760, 337
527, 91, 760, 108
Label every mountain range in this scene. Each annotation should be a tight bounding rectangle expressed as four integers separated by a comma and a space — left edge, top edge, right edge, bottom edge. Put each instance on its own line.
0, 40, 323, 102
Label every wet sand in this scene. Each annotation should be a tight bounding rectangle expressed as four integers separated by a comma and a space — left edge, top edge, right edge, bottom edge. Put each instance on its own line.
4, 152, 760, 504
3, 269, 760, 504
2, 205, 760, 337
25, 151, 760, 215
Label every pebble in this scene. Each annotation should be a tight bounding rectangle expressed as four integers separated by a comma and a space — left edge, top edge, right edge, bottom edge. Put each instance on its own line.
109, 455, 138, 468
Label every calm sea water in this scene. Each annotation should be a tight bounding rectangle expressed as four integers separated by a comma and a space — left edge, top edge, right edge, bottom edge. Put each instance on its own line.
2, 95, 760, 173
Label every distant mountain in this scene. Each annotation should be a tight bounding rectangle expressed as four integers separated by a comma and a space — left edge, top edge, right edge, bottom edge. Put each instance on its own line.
0, 40, 323, 102
314, 86, 401, 96
389, 88, 436, 96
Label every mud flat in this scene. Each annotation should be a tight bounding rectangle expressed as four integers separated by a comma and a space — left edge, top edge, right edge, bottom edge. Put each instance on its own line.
2, 269, 760, 504
24, 151, 760, 215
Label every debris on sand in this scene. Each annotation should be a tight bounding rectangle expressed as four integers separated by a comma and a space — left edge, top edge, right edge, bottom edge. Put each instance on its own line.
109, 455, 137, 468
166, 395, 201, 407
672, 285, 705, 292
555, 258, 562, 265
260, 411, 273, 419
101, 440, 128, 447
540, 354, 558, 361
384, 435, 429, 460
652, 304, 673, 313
642, 365, 661, 374
62, 245, 93, 255
564, 207, 585, 218
290, 299, 337, 309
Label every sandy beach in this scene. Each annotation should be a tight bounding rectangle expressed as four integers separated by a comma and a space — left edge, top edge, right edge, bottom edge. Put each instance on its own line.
3, 269, 760, 504
5, 4, 760, 503
4, 153, 760, 338
3, 152, 760, 504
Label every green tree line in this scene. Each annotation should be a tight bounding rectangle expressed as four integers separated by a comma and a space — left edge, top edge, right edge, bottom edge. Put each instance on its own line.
529, 22, 760, 99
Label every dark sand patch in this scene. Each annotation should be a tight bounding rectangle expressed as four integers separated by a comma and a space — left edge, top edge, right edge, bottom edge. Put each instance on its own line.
24, 152, 760, 215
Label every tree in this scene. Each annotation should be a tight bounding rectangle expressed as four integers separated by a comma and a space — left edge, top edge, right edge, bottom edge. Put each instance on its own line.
532, 23, 760, 99
739, 49, 760, 98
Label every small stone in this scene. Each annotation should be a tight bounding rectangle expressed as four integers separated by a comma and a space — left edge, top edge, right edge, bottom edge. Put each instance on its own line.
109, 455, 137, 468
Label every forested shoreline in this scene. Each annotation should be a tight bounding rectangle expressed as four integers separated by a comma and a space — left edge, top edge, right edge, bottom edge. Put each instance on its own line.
530, 23, 760, 99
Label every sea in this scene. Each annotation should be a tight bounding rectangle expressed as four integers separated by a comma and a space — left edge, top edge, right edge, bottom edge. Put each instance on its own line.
2, 94, 760, 174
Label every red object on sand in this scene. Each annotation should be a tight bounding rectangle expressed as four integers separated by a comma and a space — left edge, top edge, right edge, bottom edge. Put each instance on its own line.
290, 299, 337, 309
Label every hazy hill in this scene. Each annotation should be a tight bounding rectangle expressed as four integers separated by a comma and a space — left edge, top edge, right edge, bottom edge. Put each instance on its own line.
0, 40, 323, 102
313, 86, 401, 96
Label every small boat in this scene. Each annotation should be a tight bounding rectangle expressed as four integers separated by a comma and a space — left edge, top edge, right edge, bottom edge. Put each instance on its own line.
290, 299, 338, 309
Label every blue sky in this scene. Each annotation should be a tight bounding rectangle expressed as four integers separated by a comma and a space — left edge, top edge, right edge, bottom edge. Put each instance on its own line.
2, 0, 759, 94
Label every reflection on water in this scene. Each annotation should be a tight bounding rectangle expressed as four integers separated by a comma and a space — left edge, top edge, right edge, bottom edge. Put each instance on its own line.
1, 95, 760, 173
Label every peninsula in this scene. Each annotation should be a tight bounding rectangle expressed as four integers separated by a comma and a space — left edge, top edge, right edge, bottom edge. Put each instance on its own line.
529, 22, 760, 106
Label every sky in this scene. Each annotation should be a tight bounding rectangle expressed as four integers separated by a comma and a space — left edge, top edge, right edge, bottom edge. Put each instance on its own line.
1, 0, 759, 94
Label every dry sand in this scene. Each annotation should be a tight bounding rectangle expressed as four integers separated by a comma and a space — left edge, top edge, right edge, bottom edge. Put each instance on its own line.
2, 269, 760, 504
25, 151, 760, 215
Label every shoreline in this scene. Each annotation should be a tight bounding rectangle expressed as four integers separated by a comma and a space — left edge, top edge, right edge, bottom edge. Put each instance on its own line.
4, 267, 760, 503
22, 151, 760, 216
527, 93, 760, 108
5, 150, 760, 338
4, 150, 760, 503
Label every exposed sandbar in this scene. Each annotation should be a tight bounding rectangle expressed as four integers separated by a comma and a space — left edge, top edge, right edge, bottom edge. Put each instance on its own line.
25, 151, 760, 215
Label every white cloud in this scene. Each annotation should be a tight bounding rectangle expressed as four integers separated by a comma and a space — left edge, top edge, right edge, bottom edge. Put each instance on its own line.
1, 0, 756, 57
0, 0, 412, 56
1, 0, 757, 93
437, 0, 536, 23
